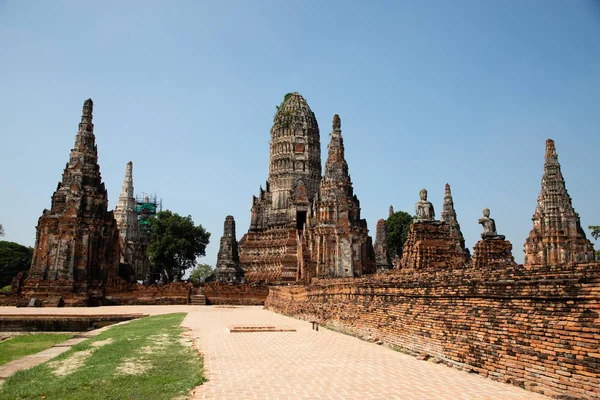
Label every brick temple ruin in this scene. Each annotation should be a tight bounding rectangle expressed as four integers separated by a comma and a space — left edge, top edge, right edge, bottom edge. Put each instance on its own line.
12, 99, 189, 306
238, 93, 375, 283
2, 94, 598, 398
267, 137, 600, 399
113, 161, 150, 281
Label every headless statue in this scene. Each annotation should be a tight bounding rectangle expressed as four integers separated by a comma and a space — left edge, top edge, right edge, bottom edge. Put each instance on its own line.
478, 208, 505, 240
414, 188, 435, 222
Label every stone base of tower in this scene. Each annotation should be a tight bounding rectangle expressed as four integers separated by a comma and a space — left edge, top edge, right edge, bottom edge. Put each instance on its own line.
471, 238, 516, 269
239, 228, 300, 283
20, 279, 105, 307
524, 233, 595, 268
400, 222, 468, 270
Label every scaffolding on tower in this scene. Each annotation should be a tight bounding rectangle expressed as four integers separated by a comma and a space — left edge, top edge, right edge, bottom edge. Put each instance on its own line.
135, 192, 162, 239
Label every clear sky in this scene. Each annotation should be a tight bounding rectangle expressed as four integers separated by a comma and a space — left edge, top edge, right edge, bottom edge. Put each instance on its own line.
1, 0, 599, 267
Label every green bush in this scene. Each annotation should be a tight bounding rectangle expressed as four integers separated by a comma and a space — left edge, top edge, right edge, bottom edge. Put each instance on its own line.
0, 285, 12, 294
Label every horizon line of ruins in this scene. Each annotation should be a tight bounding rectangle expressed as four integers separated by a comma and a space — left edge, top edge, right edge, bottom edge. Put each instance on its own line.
19, 93, 596, 289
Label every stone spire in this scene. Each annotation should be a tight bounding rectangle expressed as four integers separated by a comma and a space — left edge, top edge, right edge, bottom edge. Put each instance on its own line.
524, 139, 594, 267
309, 114, 375, 278
263, 92, 322, 226
389, 205, 395, 217
374, 219, 391, 271
114, 162, 138, 245
27, 99, 119, 284
440, 183, 466, 252
215, 216, 244, 282
323, 114, 351, 189
47, 98, 108, 217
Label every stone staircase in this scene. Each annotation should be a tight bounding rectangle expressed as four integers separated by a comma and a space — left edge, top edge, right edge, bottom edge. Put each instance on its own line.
189, 287, 206, 306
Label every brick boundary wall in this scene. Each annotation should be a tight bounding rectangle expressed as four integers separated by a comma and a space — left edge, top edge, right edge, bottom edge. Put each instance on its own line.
205, 282, 269, 305
265, 265, 600, 399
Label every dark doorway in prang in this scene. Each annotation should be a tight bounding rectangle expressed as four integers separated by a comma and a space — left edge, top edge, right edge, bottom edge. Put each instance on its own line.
296, 211, 307, 231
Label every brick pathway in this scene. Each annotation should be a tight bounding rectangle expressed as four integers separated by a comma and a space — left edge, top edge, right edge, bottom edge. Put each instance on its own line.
182, 306, 548, 400
0, 306, 549, 399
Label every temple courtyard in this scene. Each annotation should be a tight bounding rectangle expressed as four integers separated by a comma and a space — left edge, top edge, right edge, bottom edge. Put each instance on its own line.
0, 306, 548, 399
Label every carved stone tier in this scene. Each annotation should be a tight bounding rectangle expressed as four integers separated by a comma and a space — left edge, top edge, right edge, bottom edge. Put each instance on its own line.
524, 139, 594, 267
239, 229, 299, 283
471, 238, 516, 269
400, 222, 468, 270
26, 99, 119, 291
214, 216, 244, 282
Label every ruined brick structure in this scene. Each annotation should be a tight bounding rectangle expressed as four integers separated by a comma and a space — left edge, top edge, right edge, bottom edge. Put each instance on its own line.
113, 161, 150, 280
524, 139, 594, 268
239, 95, 375, 283
24, 99, 120, 305
239, 93, 322, 283
440, 184, 470, 261
374, 219, 392, 271
302, 115, 375, 280
267, 138, 599, 399
214, 216, 244, 282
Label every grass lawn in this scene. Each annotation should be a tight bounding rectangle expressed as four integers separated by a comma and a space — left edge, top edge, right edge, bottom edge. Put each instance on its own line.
0, 313, 204, 400
0, 333, 72, 366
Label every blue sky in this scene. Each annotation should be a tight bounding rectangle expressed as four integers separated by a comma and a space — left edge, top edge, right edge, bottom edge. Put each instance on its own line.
1, 0, 598, 267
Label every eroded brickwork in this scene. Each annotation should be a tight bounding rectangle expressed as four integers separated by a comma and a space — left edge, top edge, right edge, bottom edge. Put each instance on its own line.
303, 115, 375, 280
374, 219, 391, 271
266, 264, 600, 399
239, 94, 374, 283
204, 282, 269, 305
239, 93, 322, 283
524, 139, 594, 268
24, 99, 120, 304
214, 216, 244, 282
400, 222, 468, 270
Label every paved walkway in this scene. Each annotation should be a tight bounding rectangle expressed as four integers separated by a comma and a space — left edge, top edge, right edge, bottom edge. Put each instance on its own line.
0, 306, 548, 399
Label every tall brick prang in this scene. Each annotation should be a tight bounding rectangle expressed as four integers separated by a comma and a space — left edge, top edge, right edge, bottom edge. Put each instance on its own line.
440, 183, 470, 260
113, 161, 149, 280
305, 114, 375, 279
239, 93, 322, 283
524, 139, 594, 267
374, 219, 391, 271
214, 216, 244, 282
25, 99, 119, 303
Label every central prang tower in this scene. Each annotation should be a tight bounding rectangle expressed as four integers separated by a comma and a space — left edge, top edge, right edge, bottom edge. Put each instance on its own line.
240, 93, 322, 282
250, 92, 322, 231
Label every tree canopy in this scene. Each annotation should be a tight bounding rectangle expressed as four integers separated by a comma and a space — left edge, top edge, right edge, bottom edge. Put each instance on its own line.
188, 263, 214, 284
0, 224, 4, 237
0, 241, 33, 287
386, 211, 413, 259
589, 226, 600, 241
147, 210, 210, 282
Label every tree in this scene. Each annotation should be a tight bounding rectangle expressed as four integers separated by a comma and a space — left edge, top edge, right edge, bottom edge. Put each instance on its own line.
589, 226, 600, 241
0, 224, 4, 237
147, 210, 210, 281
0, 241, 33, 287
386, 211, 413, 259
189, 263, 214, 284
589, 226, 600, 260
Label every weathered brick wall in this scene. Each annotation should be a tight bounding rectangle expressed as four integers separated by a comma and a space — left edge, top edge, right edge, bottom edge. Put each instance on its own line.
266, 265, 600, 399
104, 280, 191, 305
205, 282, 269, 305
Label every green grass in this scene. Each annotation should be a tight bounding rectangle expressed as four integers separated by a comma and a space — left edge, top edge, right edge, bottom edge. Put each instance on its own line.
0, 334, 72, 366
0, 313, 205, 400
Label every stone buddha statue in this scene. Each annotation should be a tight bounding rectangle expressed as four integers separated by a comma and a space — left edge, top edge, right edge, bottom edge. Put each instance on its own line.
478, 208, 505, 240
414, 188, 435, 222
